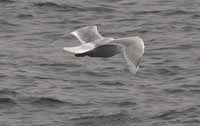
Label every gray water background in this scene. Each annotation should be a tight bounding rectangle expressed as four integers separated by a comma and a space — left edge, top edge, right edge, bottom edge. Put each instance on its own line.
0, 0, 200, 125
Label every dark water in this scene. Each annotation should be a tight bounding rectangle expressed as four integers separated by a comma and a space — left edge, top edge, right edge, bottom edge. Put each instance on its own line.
0, 0, 200, 125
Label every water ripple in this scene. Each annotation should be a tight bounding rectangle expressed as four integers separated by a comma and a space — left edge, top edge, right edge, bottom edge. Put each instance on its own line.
17, 14, 33, 19
0, 98, 17, 107
152, 107, 197, 120
24, 97, 93, 107
100, 81, 125, 86
111, 101, 137, 107
163, 9, 196, 16
33, 2, 84, 12
29, 97, 69, 107
0, 0, 14, 3
70, 111, 131, 126
0, 88, 18, 97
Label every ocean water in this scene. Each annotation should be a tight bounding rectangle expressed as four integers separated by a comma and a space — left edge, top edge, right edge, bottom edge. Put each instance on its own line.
0, 0, 200, 125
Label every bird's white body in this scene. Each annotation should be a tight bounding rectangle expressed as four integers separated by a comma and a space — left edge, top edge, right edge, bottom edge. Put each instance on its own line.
63, 26, 144, 74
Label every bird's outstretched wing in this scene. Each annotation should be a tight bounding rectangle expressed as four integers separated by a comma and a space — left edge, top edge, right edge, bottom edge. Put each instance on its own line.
63, 43, 95, 54
110, 37, 144, 73
70, 26, 104, 44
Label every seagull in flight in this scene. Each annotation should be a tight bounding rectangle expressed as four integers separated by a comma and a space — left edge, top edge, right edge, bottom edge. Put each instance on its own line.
63, 26, 144, 74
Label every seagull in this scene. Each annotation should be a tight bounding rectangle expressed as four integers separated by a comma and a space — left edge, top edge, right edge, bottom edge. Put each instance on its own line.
63, 26, 144, 73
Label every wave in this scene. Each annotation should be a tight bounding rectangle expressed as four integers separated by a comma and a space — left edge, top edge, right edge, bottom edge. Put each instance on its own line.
33, 2, 115, 13
33, 2, 83, 11
163, 10, 194, 16
164, 88, 186, 94
181, 84, 200, 88
34, 2, 61, 8
29, 97, 91, 107
0, 89, 18, 108
134, 10, 162, 15
0, 88, 18, 97
0, 74, 8, 79
152, 107, 196, 120
100, 81, 125, 86
85, 6, 115, 13
17, 14, 33, 19
70, 111, 131, 125
182, 25, 200, 32
188, 89, 200, 94
155, 68, 177, 76
134, 9, 194, 16
30, 97, 67, 106
164, 86, 200, 96
0, 97, 17, 106
0, 0, 14, 3
113, 101, 137, 107
119, 1, 137, 6
84, 71, 109, 77
28, 75, 55, 80
191, 14, 200, 19
38, 62, 81, 67
0, 19, 19, 27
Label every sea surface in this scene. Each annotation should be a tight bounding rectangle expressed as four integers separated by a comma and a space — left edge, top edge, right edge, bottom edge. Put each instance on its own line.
0, 0, 200, 126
